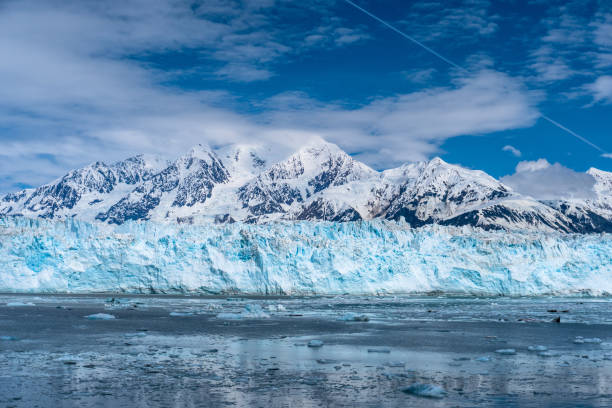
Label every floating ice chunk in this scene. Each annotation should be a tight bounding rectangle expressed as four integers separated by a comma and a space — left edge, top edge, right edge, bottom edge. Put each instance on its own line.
243, 304, 269, 318
124, 332, 147, 338
368, 348, 391, 353
538, 350, 560, 357
170, 312, 194, 317
384, 361, 405, 367
84, 313, 116, 320
216, 304, 270, 320
528, 345, 548, 352
6, 302, 35, 307
495, 349, 516, 355
401, 383, 446, 399
307, 340, 324, 348
316, 359, 337, 364
216, 313, 242, 320
267, 304, 286, 312
583, 338, 602, 344
475, 356, 491, 362
339, 312, 369, 322
0, 335, 17, 341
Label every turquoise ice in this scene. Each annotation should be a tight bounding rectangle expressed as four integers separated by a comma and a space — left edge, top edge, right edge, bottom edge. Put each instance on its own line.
0, 217, 611, 295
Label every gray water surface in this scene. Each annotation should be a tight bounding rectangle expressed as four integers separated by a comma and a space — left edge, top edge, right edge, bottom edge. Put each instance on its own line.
0, 295, 611, 407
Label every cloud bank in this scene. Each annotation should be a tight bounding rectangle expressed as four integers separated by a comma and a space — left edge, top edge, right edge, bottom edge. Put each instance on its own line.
501, 159, 596, 200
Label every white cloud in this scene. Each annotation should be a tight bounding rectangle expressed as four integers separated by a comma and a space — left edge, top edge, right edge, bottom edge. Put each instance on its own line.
602, 153, 612, 159
0, 1, 541, 192
584, 75, 612, 104
515, 158, 551, 172
502, 145, 522, 157
501, 159, 596, 200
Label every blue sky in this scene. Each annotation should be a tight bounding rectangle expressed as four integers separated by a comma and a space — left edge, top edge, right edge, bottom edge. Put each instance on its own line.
0, 0, 610, 195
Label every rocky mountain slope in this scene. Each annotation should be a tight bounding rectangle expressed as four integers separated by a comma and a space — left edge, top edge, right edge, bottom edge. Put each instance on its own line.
2, 139, 611, 233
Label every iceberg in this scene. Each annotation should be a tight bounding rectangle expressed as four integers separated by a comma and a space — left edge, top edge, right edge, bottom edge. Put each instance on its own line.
0, 217, 611, 296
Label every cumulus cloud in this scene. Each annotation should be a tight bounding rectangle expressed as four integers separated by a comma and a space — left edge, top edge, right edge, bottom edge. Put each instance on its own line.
501, 159, 596, 200
0, 0, 541, 193
502, 145, 522, 157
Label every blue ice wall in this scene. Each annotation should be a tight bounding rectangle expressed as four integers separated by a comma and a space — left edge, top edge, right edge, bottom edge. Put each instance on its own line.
0, 217, 611, 295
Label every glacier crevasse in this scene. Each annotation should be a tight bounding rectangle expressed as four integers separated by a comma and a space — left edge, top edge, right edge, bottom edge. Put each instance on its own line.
0, 217, 611, 295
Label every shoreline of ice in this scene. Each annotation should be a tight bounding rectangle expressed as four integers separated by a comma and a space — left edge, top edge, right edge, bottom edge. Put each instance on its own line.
1, 217, 611, 296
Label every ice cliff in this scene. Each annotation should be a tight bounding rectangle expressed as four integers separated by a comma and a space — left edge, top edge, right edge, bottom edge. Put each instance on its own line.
0, 217, 611, 296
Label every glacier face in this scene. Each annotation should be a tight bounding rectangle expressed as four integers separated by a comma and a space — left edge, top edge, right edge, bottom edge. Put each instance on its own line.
1, 217, 611, 296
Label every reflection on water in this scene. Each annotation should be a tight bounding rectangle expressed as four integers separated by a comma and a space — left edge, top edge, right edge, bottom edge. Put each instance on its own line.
0, 295, 611, 407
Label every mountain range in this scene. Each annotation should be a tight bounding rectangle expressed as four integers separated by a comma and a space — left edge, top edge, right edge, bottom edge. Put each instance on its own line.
2, 139, 611, 233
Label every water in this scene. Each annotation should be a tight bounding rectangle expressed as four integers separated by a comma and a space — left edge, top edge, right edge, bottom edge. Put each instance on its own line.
0, 295, 611, 407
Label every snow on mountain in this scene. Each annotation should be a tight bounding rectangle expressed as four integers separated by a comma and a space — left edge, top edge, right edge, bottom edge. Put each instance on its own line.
1, 139, 611, 233
380, 158, 514, 225
236, 140, 378, 222
96, 145, 229, 224
0, 154, 168, 220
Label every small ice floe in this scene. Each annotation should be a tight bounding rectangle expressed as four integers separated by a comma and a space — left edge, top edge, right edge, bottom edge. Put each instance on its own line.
243, 304, 270, 318
574, 336, 585, 344
475, 356, 491, 362
84, 313, 116, 320
0, 335, 17, 341
495, 349, 516, 355
528, 345, 548, 352
583, 338, 602, 344
267, 304, 286, 312
339, 312, 369, 322
217, 304, 270, 320
307, 340, 324, 348
368, 348, 391, 353
169, 312, 194, 317
6, 302, 35, 307
316, 359, 338, 364
216, 312, 242, 320
124, 332, 147, 338
401, 383, 446, 399
538, 350, 561, 357
384, 361, 405, 368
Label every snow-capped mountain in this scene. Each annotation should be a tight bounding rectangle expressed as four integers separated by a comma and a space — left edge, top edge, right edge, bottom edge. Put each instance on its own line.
2, 139, 611, 233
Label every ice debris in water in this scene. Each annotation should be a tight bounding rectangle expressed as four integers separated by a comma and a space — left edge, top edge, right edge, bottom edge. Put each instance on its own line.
528, 345, 548, 352
216, 304, 270, 320
476, 356, 491, 362
339, 312, 369, 322
124, 332, 147, 338
583, 338, 602, 344
401, 383, 446, 399
267, 304, 286, 312
495, 348, 516, 355
84, 313, 116, 320
538, 350, 561, 357
6, 302, 35, 307
169, 312, 194, 317
0, 335, 18, 341
307, 340, 324, 348
384, 361, 405, 368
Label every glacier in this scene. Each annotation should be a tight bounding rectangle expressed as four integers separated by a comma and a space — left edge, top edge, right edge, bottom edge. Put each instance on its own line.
0, 216, 611, 296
